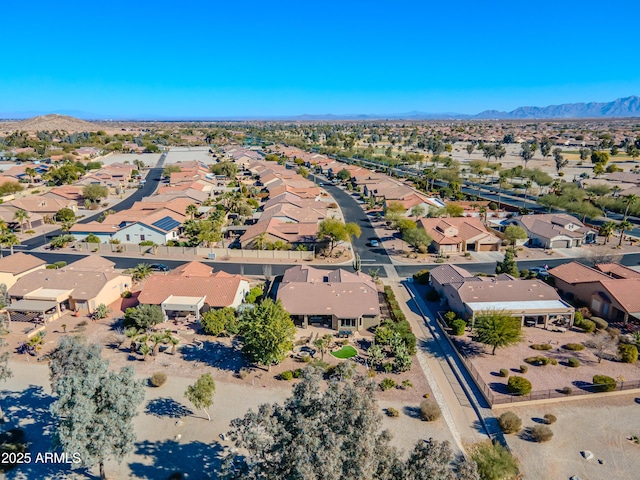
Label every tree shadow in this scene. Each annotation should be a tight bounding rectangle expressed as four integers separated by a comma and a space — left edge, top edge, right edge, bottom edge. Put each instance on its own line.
180, 340, 246, 372
417, 337, 444, 359
453, 340, 486, 358
0, 385, 81, 479
572, 380, 599, 393
489, 382, 510, 395
144, 398, 194, 419
129, 439, 224, 479
403, 405, 422, 419
635, 398, 640, 405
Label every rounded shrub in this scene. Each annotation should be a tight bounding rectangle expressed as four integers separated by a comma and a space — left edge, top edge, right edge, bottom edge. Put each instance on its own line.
507, 376, 532, 396
568, 357, 580, 368
543, 414, 557, 425
560, 386, 572, 395
412, 269, 430, 284
578, 319, 596, 333
379, 378, 397, 391
451, 319, 466, 336
498, 411, 522, 434
499, 368, 509, 378
524, 356, 552, 366
593, 375, 616, 392
619, 344, 638, 364
529, 425, 553, 442
420, 399, 441, 421
562, 343, 585, 351
519, 364, 528, 374
280, 370, 293, 381
590, 317, 608, 330
150, 372, 167, 387
425, 290, 440, 302
386, 407, 400, 417
530, 344, 553, 351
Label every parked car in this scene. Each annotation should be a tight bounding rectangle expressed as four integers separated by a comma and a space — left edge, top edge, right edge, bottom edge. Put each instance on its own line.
528, 266, 550, 279
149, 264, 169, 272
369, 239, 380, 247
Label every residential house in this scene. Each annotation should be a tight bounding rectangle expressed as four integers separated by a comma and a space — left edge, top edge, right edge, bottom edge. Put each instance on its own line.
0, 205, 43, 230
505, 214, 597, 249
276, 265, 380, 332
418, 217, 501, 253
548, 261, 640, 324
239, 218, 318, 248
0, 253, 47, 289
7, 196, 77, 216
138, 261, 250, 320
8, 256, 131, 319
429, 264, 574, 329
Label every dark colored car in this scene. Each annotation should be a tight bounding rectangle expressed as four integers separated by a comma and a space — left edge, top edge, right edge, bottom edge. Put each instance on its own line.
149, 264, 169, 272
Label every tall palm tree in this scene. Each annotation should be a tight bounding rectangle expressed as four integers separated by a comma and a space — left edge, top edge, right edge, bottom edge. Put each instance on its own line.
623, 194, 638, 220
24, 167, 37, 184
522, 180, 533, 208
617, 220, 633, 247
13, 209, 30, 231
599, 221, 616, 245
254, 232, 267, 250
1, 233, 19, 256
130, 263, 152, 282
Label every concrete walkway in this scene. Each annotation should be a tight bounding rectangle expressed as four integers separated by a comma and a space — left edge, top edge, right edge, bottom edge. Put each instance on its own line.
388, 282, 490, 450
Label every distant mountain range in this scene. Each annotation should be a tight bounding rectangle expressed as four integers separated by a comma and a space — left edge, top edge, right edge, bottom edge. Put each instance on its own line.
1, 96, 639, 121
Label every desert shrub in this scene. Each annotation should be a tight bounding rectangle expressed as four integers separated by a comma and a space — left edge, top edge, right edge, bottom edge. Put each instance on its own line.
309, 359, 328, 370
451, 319, 466, 336
507, 376, 532, 396
379, 378, 397, 391
519, 364, 528, 374
419, 399, 441, 421
549, 357, 558, 365
150, 372, 167, 387
593, 375, 617, 392
577, 307, 592, 318
568, 357, 580, 368
401, 379, 413, 389
386, 407, 400, 417
280, 370, 293, 381
578, 319, 596, 333
524, 356, 553, 366
238, 368, 249, 379
498, 412, 522, 434
472, 442, 520, 480
121, 290, 132, 298
301, 355, 312, 363
412, 269, 430, 284
425, 289, 440, 302
292, 368, 303, 378
590, 317, 608, 330
562, 343, 585, 351
560, 386, 572, 395
529, 425, 553, 442
573, 311, 584, 326
530, 343, 553, 351
499, 368, 509, 378
619, 344, 638, 363
543, 414, 557, 425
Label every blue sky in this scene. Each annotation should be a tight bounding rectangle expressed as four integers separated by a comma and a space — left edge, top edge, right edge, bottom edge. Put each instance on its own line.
2, 0, 639, 118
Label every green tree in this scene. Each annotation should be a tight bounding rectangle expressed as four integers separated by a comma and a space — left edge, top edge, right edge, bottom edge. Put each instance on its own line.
403, 227, 432, 252
239, 299, 295, 369
520, 143, 534, 168
313, 337, 328, 360
186, 203, 198, 220
210, 161, 238, 179
384, 201, 407, 227
24, 167, 37, 183
553, 148, 568, 173
82, 184, 109, 203
129, 263, 152, 282
123, 304, 164, 331
410, 205, 426, 218
336, 168, 352, 181
503, 225, 528, 246
49, 234, 75, 249
466, 143, 475, 157
185, 373, 216, 421
317, 218, 362, 255
622, 194, 638, 220
221, 369, 473, 480
367, 344, 385, 368
49, 336, 144, 480
472, 442, 519, 480
0, 233, 19, 256
474, 310, 523, 355
591, 150, 610, 165
593, 162, 605, 177
45, 165, 80, 185
495, 248, 519, 276
55, 207, 76, 224
200, 307, 238, 336
162, 164, 182, 176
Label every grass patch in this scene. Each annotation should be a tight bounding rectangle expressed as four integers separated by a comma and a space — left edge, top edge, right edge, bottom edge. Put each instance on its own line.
330, 345, 357, 359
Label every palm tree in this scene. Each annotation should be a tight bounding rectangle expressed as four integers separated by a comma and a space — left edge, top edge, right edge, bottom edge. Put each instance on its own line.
130, 263, 152, 282
617, 220, 633, 246
479, 206, 488, 224
313, 338, 327, 360
599, 221, 616, 245
24, 167, 37, 184
13, 209, 30, 231
254, 232, 267, 250
623, 194, 638, 220
186, 204, 198, 220
497, 178, 509, 211
166, 333, 180, 355
1, 233, 19, 256
522, 180, 532, 208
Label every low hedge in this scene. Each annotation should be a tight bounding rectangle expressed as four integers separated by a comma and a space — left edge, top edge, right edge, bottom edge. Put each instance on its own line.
524, 356, 557, 366
451, 319, 466, 336
562, 343, 585, 351
592, 375, 616, 392
619, 344, 638, 364
568, 357, 580, 368
577, 319, 596, 333
499, 368, 509, 378
530, 343, 553, 351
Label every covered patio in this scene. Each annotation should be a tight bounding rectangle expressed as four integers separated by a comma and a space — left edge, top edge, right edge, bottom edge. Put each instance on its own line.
467, 300, 575, 330
6, 299, 65, 324
161, 295, 206, 321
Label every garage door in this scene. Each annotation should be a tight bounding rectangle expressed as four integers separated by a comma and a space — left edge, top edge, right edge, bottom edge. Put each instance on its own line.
478, 243, 498, 251
551, 240, 570, 248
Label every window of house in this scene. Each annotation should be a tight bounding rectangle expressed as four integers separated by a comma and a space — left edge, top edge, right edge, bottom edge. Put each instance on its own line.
140, 235, 145, 241
340, 318, 356, 327
126, 234, 130, 241
602, 303, 609, 315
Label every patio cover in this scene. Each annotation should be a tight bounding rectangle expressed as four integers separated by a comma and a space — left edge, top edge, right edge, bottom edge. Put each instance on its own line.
6, 299, 58, 312
23, 288, 73, 303
161, 295, 206, 312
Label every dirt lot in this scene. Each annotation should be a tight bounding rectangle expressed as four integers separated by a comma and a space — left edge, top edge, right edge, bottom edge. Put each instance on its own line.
453, 325, 640, 400
501, 393, 640, 480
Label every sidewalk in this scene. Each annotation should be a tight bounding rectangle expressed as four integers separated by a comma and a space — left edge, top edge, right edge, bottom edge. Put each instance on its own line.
388, 282, 489, 450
